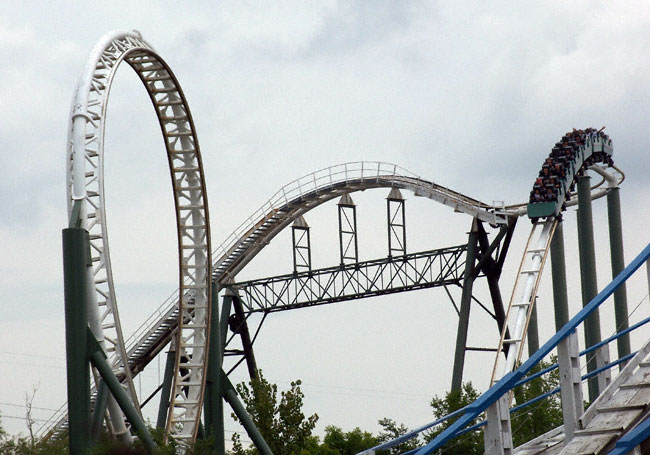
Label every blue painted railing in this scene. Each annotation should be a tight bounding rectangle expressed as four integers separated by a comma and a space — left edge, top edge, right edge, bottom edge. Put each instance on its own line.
414, 243, 650, 455
360, 243, 650, 455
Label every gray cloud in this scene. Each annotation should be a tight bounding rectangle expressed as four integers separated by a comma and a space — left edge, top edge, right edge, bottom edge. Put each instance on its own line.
0, 0, 649, 441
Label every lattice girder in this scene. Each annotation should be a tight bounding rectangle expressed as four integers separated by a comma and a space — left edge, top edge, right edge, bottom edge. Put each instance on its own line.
66, 30, 211, 446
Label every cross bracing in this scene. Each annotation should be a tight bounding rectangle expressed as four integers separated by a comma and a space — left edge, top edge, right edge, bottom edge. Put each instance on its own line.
232, 245, 467, 313
53, 29, 644, 453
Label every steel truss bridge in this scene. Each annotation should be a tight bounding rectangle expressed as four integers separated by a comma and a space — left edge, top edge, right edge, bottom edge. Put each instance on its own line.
48, 29, 650, 455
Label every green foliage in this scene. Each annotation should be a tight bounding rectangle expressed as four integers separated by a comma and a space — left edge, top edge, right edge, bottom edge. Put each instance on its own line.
317, 425, 377, 455
0, 435, 68, 455
376, 418, 419, 455
231, 370, 318, 455
510, 359, 563, 447
423, 366, 564, 454
425, 382, 483, 455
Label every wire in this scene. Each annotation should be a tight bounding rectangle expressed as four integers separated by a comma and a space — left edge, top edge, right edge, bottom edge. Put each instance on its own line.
0, 351, 63, 361
0, 414, 49, 423
0, 402, 59, 412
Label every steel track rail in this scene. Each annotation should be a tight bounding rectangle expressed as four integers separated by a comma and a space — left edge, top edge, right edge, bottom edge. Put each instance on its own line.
44, 159, 623, 441
63, 30, 211, 447
490, 130, 618, 391
47, 54, 626, 445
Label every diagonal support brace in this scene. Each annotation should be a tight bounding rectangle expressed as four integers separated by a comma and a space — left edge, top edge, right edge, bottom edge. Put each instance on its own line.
87, 330, 157, 452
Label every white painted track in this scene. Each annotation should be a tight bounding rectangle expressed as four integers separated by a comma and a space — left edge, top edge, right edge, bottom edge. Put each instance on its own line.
45, 29, 626, 450
64, 30, 211, 446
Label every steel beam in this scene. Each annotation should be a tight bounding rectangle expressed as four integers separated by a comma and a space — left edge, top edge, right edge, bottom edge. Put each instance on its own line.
550, 222, 570, 331
387, 188, 406, 257
475, 221, 516, 354
222, 372, 274, 455
338, 194, 359, 264
90, 381, 109, 442
230, 291, 258, 380
234, 246, 466, 314
62, 227, 91, 455
577, 175, 606, 402
156, 344, 176, 429
88, 332, 156, 452
204, 282, 225, 454
607, 187, 631, 365
451, 219, 479, 392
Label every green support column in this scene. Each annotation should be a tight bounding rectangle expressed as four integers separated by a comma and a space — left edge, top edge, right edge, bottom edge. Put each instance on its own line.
90, 381, 109, 442
156, 346, 176, 429
88, 332, 156, 452
577, 175, 603, 402
222, 371, 273, 455
550, 222, 570, 331
62, 227, 91, 455
204, 283, 225, 454
232, 293, 258, 380
527, 302, 540, 358
451, 219, 479, 392
607, 187, 631, 365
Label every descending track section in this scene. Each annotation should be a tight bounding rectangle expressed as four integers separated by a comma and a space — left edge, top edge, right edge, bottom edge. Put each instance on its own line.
125, 163, 520, 369
42, 161, 517, 440
65, 30, 211, 446
491, 219, 556, 384
212, 162, 516, 282
491, 128, 619, 386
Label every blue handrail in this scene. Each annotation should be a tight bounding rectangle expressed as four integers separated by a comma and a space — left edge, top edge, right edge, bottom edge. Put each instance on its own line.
412, 243, 650, 455
357, 244, 649, 455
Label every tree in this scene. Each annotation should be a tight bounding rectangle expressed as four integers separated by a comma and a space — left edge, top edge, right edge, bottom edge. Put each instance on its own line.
318, 425, 377, 455
510, 359, 563, 447
423, 363, 564, 454
376, 418, 419, 455
424, 382, 483, 455
231, 370, 318, 455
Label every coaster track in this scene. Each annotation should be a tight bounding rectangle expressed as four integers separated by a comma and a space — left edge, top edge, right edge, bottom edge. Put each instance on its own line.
491, 129, 621, 388
64, 30, 211, 445
46, 30, 627, 450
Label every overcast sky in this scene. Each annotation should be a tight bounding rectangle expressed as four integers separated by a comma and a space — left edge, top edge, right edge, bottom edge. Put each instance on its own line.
1, 1, 649, 448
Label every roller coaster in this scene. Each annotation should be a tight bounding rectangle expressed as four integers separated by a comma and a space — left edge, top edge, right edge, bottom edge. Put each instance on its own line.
50, 30, 650, 454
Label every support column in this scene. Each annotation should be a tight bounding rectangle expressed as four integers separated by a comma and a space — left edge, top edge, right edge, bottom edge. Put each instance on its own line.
387, 188, 406, 257
222, 372, 274, 455
88, 333, 156, 452
475, 221, 515, 355
451, 219, 479, 392
577, 175, 607, 402
204, 282, 225, 454
557, 330, 583, 442
91, 381, 109, 442
62, 227, 91, 455
156, 342, 176, 429
230, 290, 258, 380
291, 216, 311, 272
527, 303, 540, 358
607, 187, 631, 365
551, 222, 570, 331
338, 194, 358, 265
484, 395, 513, 455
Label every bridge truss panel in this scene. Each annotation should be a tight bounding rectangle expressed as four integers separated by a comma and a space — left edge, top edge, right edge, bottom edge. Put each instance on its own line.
234, 245, 467, 314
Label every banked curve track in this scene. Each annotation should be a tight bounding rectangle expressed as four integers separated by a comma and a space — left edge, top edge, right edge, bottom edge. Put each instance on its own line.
64, 30, 211, 445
